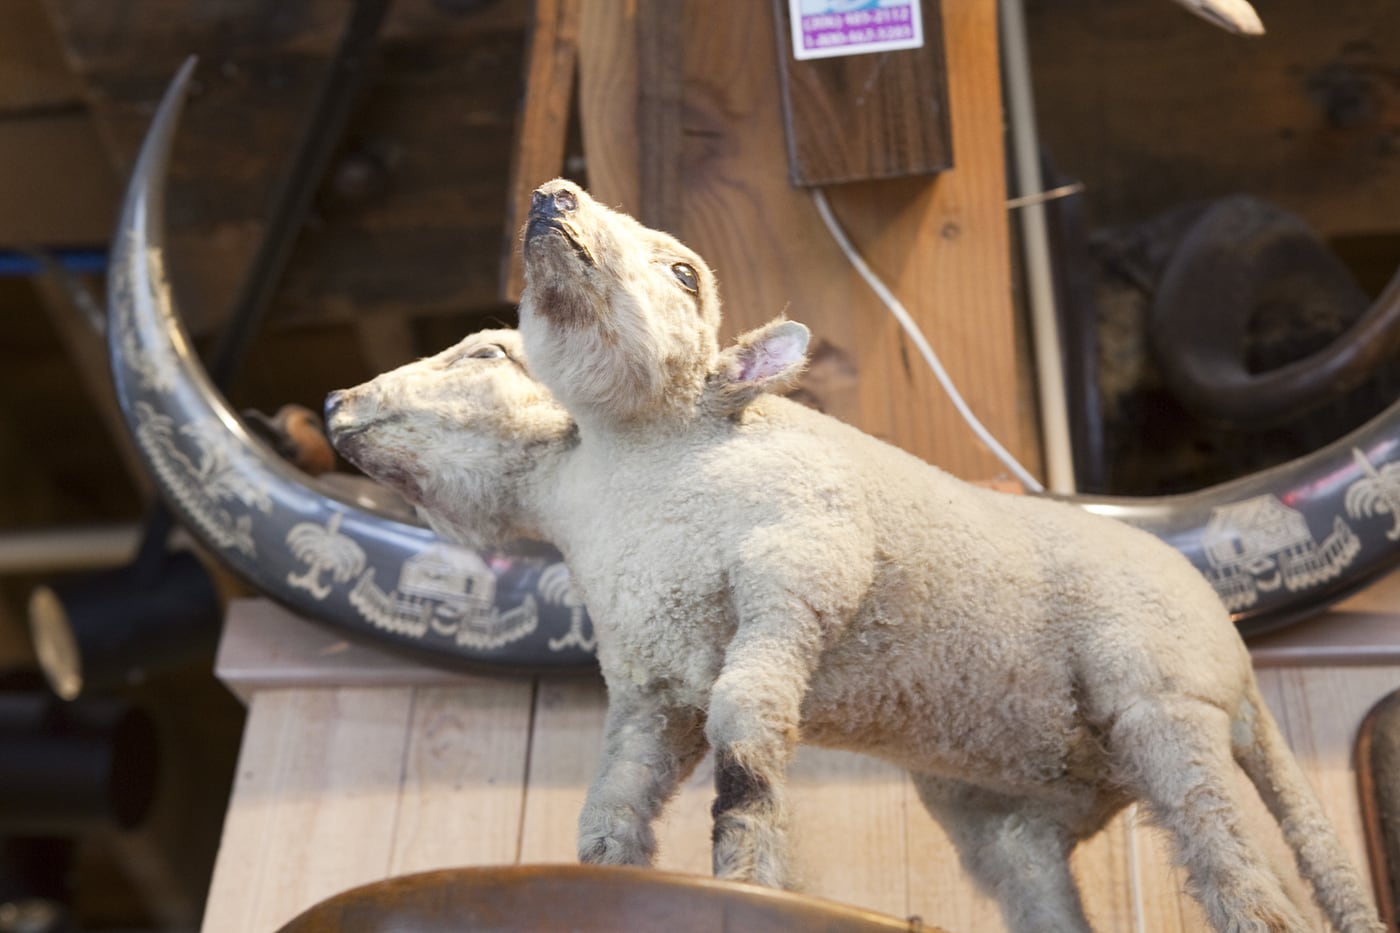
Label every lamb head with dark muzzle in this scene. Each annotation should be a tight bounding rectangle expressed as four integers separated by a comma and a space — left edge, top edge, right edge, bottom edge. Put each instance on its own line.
519, 178, 723, 428
323, 329, 575, 551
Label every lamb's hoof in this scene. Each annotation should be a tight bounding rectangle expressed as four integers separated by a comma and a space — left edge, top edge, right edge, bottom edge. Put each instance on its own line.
578, 832, 650, 867
712, 829, 791, 889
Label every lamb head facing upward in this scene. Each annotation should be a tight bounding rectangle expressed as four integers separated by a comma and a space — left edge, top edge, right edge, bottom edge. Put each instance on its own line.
519, 178, 726, 429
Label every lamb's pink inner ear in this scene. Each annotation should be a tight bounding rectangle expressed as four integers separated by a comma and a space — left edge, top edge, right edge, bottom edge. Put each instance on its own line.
737, 323, 809, 383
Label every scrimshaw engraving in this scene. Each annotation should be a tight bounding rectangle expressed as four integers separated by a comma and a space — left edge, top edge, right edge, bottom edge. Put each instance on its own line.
133, 402, 272, 555
1345, 447, 1400, 541
1201, 494, 1359, 612
349, 544, 538, 649
539, 562, 595, 652
111, 253, 180, 394
286, 512, 367, 599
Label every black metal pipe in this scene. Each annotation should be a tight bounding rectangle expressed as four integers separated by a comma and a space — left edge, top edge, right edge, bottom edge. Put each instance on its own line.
205, 0, 393, 388
0, 694, 159, 834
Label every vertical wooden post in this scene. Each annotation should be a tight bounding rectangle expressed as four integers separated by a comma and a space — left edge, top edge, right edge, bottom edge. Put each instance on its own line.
501, 0, 581, 302
577, 0, 1036, 482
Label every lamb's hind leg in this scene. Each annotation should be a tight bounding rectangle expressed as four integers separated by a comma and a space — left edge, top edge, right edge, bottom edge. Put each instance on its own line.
910, 774, 1093, 933
1109, 696, 1307, 932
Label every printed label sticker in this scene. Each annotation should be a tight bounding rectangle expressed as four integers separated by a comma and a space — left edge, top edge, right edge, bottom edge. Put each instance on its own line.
790, 0, 924, 61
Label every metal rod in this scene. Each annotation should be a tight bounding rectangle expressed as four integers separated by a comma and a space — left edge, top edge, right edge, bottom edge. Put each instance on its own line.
205, 0, 393, 388
998, 0, 1076, 494
0, 525, 141, 575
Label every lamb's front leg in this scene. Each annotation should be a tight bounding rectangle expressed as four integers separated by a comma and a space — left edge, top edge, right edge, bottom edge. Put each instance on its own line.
706, 604, 824, 889
578, 685, 708, 867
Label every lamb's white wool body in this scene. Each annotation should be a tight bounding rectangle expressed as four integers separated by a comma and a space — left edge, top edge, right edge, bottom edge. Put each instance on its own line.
327, 181, 1381, 933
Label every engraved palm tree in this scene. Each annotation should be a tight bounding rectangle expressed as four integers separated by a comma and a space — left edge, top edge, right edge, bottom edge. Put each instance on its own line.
183, 420, 273, 512
1344, 448, 1400, 541
286, 512, 367, 599
540, 562, 595, 652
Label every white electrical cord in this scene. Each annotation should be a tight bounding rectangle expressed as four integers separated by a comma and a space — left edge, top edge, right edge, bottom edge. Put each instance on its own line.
811, 187, 1045, 493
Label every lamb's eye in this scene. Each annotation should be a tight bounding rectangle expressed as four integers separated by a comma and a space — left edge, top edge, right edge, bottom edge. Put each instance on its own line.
671, 262, 699, 293
468, 344, 507, 360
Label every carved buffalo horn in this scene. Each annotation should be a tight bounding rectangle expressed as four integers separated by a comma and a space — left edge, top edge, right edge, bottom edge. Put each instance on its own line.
108, 58, 596, 671
1171, 0, 1264, 35
114, 62, 1400, 670
1150, 195, 1400, 426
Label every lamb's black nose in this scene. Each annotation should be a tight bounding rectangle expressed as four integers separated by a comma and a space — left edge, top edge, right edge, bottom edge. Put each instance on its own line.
324, 390, 345, 421
530, 186, 577, 219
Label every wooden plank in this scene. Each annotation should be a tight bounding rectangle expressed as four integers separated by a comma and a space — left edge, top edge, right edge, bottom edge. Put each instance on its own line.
1256, 666, 1395, 927
0, 0, 83, 113
500, 0, 581, 303
202, 687, 415, 933
210, 601, 1400, 928
387, 683, 535, 874
1248, 610, 1400, 667
903, 774, 1006, 931
45, 0, 532, 334
785, 749, 910, 916
1026, 0, 1400, 237
517, 677, 607, 863
1071, 815, 1139, 932
652, 751, 718, 876
215, 598, 499, 703
202, 678, 530, 930
828, 0, 1029, 479
576, 0, 1032, 481
576, 2, 641, 209
771, 0, 953, 186
634, 0, 684, 235
0, 113, 117, 245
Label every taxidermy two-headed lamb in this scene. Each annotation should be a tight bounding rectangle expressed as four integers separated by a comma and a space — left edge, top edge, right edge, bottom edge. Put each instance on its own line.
325, 180, 1379, 933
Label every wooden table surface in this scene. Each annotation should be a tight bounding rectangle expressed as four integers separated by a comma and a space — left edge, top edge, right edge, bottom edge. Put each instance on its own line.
203, 584, 1400, 933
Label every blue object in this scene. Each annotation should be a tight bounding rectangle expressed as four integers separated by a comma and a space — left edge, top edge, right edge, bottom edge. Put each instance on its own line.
0, 248, 108, 278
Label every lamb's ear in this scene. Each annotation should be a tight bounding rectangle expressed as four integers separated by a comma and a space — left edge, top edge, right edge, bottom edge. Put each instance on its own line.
706, 319, 811, 415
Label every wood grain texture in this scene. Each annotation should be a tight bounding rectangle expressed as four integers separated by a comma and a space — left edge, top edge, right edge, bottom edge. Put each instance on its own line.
203, 683, 535, 933
387, 683, 535, 875
500, 0, 580, 302
1027, 0, 1400, 237
204, 591, 1398, 933
576, 0, 1032, 481
203, 688, 418, 933
772, 0, 952, 186
634, 0, 685, 236
274, 864, 929, 933
0, 0, 83, 113
44, 0, 531, 333
575, 1, 641, 209
1255, 666, 1396, 928
0, 114, 118, 244
516, 677, 607, 864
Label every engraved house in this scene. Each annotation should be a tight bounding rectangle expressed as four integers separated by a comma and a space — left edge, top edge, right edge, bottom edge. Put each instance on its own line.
399, 546, 496, 623
1203, 495, 1311, 574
